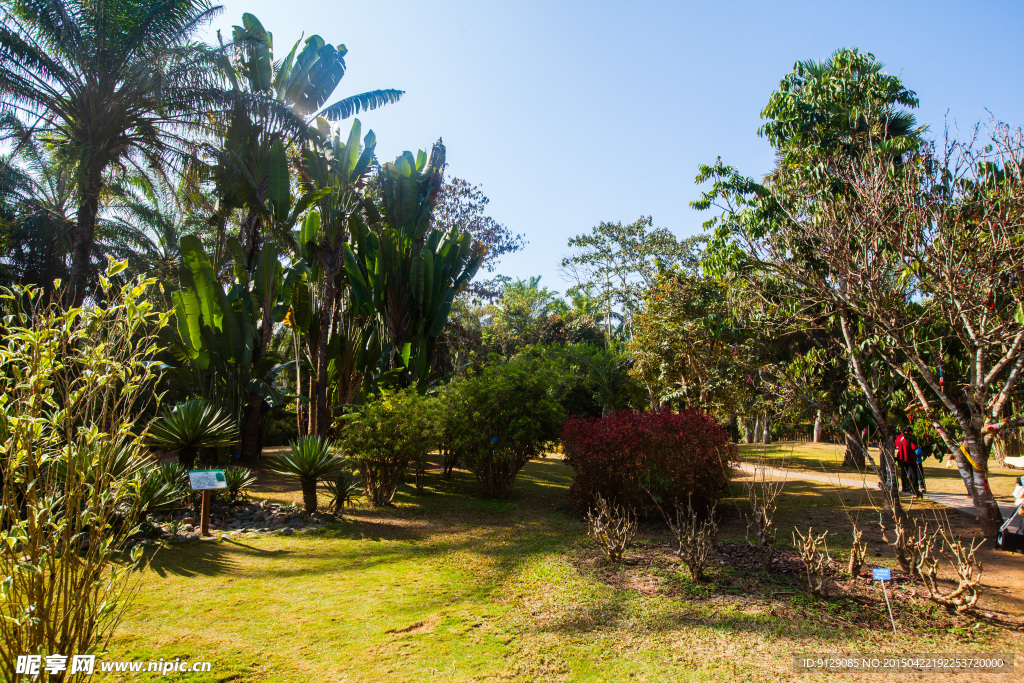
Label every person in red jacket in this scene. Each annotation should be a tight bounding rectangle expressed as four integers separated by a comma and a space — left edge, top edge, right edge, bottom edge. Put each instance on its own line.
895, 427, 924, 498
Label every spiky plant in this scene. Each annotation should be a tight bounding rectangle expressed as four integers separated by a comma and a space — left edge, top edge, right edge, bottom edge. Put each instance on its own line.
267, 436, 342, 513
324, 469, 361, 514
148, 399, 238, 469
220, 466, 257, 505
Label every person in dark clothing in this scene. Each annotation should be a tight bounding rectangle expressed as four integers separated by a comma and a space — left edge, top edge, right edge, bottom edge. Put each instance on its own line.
895, 428, 924, 497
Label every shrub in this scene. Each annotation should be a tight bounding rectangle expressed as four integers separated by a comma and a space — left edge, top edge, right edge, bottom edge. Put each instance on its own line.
0, 269, 164, 678
220, 466, 257, 504
267, 436, 342, 512
337, 389, 439, 506
561, 408, 734, 515
324, 469, 361, 514
130, 464, 189, 529
443, 355, 565, 498
147, 399, 238, 469
586, 493, 636, 562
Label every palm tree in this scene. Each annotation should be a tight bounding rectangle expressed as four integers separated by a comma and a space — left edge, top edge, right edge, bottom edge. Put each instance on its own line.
211, 13, 404, 271
106, 174, 209, 293
148, 398, 239, 469
0, 115, 155, 296
0, 0, 223, 306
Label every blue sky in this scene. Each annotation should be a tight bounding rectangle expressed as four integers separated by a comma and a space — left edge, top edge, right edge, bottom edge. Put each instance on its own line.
210, 0, 1024, 294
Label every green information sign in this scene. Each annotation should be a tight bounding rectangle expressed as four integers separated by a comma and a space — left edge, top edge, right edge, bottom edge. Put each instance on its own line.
188, 469, 227, 491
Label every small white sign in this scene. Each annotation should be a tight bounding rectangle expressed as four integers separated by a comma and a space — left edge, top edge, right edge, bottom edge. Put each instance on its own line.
189, 469, 227, 490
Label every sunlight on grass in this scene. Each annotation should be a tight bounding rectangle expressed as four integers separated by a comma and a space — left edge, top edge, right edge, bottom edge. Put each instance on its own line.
108, 455, 1024, 682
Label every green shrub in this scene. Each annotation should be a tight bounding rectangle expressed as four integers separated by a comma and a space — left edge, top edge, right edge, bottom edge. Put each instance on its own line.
130, 464, 189, 529
324, 469, 361, 514
443, 355, 565, 498
267, 436, 342, 513
219, 466, 257, 504
337, 389, 440, 506
0, 268, 164, 678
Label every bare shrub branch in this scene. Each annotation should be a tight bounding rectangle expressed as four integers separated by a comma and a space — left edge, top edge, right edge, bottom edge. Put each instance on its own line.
585, 494, 636, 563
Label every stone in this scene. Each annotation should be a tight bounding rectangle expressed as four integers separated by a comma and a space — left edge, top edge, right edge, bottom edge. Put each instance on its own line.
279, 528, 295, 536
180, 517, 196, 525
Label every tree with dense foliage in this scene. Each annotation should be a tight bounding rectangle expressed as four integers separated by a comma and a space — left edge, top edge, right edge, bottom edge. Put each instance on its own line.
433, 176, 525, 299
483, 276, 566, 355
336, 389, 440, 506
0, 0, 226, 306
561, 216, 702, 340
698, 47, 1023, 535
345, 142, 486, 393
443, 355, 565, 497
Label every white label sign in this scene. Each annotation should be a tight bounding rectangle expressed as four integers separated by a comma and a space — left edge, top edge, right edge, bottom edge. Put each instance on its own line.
189, 469, 228, 490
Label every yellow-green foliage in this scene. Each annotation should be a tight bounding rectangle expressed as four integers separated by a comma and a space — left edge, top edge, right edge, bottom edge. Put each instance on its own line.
336, 389, 440, 506
0, 261, 167, 678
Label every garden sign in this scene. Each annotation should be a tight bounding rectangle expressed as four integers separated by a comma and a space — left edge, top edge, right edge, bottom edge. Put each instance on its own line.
188, 469, 226, 537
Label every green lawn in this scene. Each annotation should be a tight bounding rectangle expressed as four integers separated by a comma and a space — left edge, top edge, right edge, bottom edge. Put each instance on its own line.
107, 454, 1024, 682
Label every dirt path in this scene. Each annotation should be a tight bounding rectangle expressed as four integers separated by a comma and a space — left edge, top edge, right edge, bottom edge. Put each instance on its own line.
735, 462, 1020, 519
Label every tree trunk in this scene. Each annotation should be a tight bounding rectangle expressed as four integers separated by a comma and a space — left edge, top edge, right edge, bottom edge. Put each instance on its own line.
301, 479, 318, 513
67, 160, 106, 307
957, 433, 1005, 537
312, 281, 335, 437
761, 414, 770, 444
842, 428, 865, 468
240, 281, 277, 460
838, 313, 906, 524
742, 418, 752, 444
752, 416, 761, 443
813, 410, 822, 443
240, 400, 262, 460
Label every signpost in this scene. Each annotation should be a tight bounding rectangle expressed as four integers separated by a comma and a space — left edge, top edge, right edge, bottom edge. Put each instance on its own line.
873, 567, 897, 636
188, 469, 227, 537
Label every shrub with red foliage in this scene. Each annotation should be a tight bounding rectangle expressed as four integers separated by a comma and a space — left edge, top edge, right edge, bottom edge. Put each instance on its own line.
561, 409, 735, 515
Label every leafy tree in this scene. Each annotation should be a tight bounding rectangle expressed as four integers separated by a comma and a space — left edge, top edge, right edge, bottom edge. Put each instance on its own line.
561, 216, 702, 340
336, 389, 440, 506
171, 235, 299, 458
697, 48, 1020, 535
0, 0, 224, 305
106, 174, 209, 296
629, 272, 755, 417
0, 116, 152, 296
433, 176, 525, 299
345, 142, 485, 393
483, 276, 566, 355
207, 13, 403, 274
294, 119, 377, 435
442, 355, 565, 498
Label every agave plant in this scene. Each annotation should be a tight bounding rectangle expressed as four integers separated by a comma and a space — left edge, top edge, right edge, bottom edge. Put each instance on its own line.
267, 436, 342, 513
324, 469, 362, 514
129, 466, 189, 530
220, 466, 258, 505
148, 399, 239, 469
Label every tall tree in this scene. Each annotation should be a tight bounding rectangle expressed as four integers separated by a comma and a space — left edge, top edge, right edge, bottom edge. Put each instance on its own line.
561, 216, 701, 340
698, 48, 1022, 535
345, 142, 486, 394
432, 176, 524, 299
0, 0, 224, 306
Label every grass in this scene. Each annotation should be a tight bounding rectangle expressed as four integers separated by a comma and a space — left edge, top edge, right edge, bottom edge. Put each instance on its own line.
736, 440, 1023, 499
106, 452, 1024, 682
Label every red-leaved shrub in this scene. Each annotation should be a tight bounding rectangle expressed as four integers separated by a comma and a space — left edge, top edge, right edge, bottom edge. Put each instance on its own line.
561, 409, 735, 515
